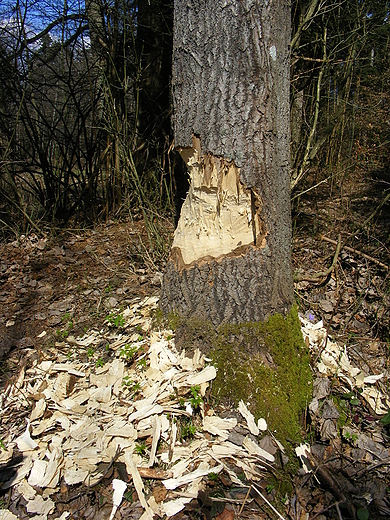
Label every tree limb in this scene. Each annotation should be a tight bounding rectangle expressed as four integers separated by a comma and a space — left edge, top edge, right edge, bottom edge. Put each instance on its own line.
294, 234, 342, 282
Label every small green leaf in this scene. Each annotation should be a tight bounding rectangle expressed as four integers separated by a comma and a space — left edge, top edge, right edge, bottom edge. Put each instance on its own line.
350, 398, 360, 406
357, 507, 369, 520
380, 410, 390, 425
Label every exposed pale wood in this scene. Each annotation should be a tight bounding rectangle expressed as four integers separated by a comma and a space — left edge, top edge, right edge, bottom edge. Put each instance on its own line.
172, 137, 266, 268
137, 467, 173, 480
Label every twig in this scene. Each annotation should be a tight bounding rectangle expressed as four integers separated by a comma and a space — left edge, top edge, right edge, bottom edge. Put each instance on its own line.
362, 190, 390, 228
294, 234, 342, 282
251, 483, 287, 520
335, 502, 344, 520
306, 452, 356, 520
321, 235, 389, 270
238, 485, 252, 517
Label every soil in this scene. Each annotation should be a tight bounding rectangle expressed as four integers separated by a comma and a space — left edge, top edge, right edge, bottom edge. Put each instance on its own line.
0, 167, 389, 519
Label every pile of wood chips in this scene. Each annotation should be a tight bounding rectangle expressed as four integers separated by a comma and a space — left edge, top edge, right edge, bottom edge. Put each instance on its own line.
0, 296, 281, 520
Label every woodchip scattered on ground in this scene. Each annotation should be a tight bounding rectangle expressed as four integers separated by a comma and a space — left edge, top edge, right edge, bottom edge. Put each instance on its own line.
0, 170, 390, 519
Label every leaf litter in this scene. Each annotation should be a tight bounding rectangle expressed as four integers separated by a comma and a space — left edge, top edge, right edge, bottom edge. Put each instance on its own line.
1, 221, 390, 518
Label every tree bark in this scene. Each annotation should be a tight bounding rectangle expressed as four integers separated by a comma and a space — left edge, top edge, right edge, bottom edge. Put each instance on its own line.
161, 0, 293, 326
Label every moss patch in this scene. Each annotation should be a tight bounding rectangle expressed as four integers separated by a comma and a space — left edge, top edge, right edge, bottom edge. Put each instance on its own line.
171, 305, 312, 441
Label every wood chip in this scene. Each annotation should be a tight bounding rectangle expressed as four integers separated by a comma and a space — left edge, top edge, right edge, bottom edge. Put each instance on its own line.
148, 415, 161, 467
52, 364, 86, 377
0, 510, 19, 520
238, 400, 259, 436
124, 451, 154, 519
128, 404, 163, 423
243, 436, 275, 462
186, 366, 216, 386
30, 398, 46, 422
109, 478, 127, 520
203, 416, 237, 439
162, 464, 223, 490
26, 495, 55, 515
16, 420, 39, 451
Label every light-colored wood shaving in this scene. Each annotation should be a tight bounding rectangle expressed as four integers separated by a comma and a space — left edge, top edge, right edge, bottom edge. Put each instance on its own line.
0, 296, 284, 518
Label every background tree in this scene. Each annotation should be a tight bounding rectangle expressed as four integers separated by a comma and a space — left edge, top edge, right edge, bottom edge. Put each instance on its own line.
290, 0, 390, 191
0, 0, 174, 244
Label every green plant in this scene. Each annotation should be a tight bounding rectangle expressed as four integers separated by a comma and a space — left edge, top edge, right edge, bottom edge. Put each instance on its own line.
357, 507, 369, 520
182, 422, 197, 439
96, 358, 105, 368
189, 385, 203, 410
122, 377, 141, 397
106, 313, 125, 328
87, 347, 95, 358
0, 438, 6, 450
134, 442, 147, 455
208, 472, 219, 482
56, 329, 69, 339
124, 490, 134, 502
343, 430, 359, 443
380, 410, 390, 426
57, 314, 74, 340
105, 285, 113, 293
137, 358, 147, 369
266, 483, 275, 494
120, 344, 139, 361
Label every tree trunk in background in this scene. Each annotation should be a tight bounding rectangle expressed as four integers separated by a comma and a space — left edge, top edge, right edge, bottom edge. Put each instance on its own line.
161, 0, 293, 326
136, 0, 173, 142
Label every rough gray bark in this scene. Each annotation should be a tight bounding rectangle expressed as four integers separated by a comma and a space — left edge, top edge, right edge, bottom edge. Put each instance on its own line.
161, 0, 293, 326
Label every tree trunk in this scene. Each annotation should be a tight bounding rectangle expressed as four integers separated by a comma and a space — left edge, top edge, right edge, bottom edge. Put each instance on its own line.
161, 0, 293, 326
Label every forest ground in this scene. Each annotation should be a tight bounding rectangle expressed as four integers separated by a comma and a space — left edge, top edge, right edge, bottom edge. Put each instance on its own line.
0, 166, 389, 519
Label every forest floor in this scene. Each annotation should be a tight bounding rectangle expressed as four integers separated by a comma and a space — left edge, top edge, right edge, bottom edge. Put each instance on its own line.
0, 167, 389, 520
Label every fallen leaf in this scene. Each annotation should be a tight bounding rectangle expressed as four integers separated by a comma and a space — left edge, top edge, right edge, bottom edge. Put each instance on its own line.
216, 507, 235, 520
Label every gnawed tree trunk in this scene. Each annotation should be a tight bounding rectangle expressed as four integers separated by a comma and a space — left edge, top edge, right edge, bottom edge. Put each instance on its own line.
161, 0, 293, 325
160, 0, 311, 441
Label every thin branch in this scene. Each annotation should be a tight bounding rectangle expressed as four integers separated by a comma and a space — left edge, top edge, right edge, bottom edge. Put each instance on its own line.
321, 235, 389, 271
251, 484, 287, 520
294, 234, 342, 282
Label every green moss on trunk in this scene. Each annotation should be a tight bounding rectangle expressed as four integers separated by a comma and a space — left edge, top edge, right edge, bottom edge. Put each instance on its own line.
172, 305, 312, 441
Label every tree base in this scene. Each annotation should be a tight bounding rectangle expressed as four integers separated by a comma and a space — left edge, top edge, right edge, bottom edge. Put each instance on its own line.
170, 305, 312, 441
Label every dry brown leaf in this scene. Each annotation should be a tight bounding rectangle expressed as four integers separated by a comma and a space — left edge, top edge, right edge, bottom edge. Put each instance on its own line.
216, 507, 235, 520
